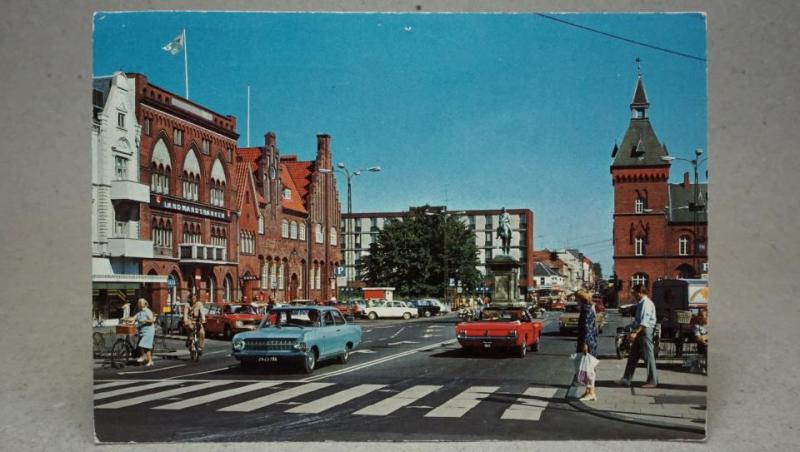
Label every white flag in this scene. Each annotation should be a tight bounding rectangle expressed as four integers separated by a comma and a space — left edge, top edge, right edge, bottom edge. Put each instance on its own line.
162, 32, 184, 55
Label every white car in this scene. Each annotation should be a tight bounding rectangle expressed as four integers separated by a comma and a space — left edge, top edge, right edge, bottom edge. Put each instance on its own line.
362, 300, 419, 320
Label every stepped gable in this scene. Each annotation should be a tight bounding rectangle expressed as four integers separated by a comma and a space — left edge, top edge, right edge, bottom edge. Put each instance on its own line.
280, 164, 308, 214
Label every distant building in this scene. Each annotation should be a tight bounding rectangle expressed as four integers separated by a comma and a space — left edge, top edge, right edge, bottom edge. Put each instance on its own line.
533, 261, 564, 289
340, 207, 535, 294
611, 72, 708, 301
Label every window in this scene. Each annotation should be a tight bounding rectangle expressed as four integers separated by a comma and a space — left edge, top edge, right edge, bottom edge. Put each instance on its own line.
485, 232, 493, 246
143, 117, 152, 136
240, 231, 255, 255
330, 227, 337, 246
210, 181, 225, 207
331, 311, 345, 325
315, 223, 323, 244
269, 261, 276, 289
635, 198, 644, 214
298, 223, 306, 241
257, 215, 264, 235
701, 262, 709, 273
114, 155, 128, 180
484, 215, 493, 230
468, 216, 476, 230
226, 147, 233, 163
174, 129, 183, 146
260, 261, 268, 289
278, 262, 285, 290
182, 172, 199, 201
354, 218, 362, 233
281, 220, 289, 238
223, 276, 232, 303
150, 164, 171, 194
211, 226, 226, 248
679, 235, 690, 256
283, 188, 291, 200
290, 221, 298, 239
631, 273, 649, 291
202, 139, 211, 155
117, 112, 125, 129
634, 237, 644, 256
182, 222, 200, 244
114, 220, 128, 238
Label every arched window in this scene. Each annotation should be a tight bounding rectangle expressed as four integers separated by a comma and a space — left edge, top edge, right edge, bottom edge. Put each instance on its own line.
223, 275, 232, 303
281, 220, 289, 238
315, 223, 323, 244
299, 223, 306, 241
260, 261, 268, 289
634, 198, 644, 214
151, 139, 172, 194
208, 276, 215, 304
210, 159, 226, 207
330, 227, 337, 246
182, 151, 200, 201
290, 221, 298, 239
631, 273, 649, 292
634, 236, 645, 256
679, 235, 690, 256
269, 260, 276, 289
278, 261, 285, 290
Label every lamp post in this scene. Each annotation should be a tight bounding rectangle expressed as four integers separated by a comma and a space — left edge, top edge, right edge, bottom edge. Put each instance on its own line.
661, 149, 707, 277
319, 163, 381, 288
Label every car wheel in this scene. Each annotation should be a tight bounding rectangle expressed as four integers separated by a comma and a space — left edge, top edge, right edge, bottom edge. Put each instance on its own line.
223, 325, 232, 340
338, 346, 350, 364
423, 310, 431, 318
368, 312, 377, 320
403, 312, 411, 320
532, 339, 540, 352
517, 341, 527, 358
303, 348, 318, 374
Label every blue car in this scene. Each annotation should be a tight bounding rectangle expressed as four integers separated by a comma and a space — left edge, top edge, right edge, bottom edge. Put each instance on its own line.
231, 306, 362, 373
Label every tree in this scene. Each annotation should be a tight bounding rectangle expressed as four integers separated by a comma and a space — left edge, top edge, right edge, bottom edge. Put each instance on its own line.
360, 206, 481, 298
592, 262, 603, 279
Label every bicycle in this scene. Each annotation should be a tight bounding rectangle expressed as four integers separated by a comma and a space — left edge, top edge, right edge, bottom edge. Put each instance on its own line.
110, 327, 140, 369
186, 322, 203, 362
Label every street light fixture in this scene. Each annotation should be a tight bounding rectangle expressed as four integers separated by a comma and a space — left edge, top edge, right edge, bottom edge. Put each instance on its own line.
661, 149, 707, 277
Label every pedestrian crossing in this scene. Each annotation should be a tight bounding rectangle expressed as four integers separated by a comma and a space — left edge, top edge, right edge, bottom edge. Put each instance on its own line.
93, 379, 565, 422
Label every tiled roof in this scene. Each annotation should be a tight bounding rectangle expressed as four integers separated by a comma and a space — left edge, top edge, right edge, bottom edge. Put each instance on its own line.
611, 118, 669, 168
282, 159, 313, 202
668, 183, 708, 224
233, 162, 252, 211
534, 262, 560, 277
236, 147, 262, 172
280, 165, 308, 214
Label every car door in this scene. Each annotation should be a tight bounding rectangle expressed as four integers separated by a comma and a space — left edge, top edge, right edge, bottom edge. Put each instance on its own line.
387, 301, 401, 317
329, 310, 349, 353
318, 310, 337, 358
206, 305, 220, 335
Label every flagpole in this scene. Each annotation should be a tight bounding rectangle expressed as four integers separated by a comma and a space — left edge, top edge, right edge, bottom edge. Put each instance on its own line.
246, 86, 251, 146
183, 28, 189, 99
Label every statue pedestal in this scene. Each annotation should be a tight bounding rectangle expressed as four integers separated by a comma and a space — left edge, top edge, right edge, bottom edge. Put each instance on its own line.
487, 255, 521, 306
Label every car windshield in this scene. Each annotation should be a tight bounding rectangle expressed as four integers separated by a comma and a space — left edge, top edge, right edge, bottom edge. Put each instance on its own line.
228, 305, 258, 315
260, 309, 319, 328
480, 309, 525, 321
564, 304, 580, 313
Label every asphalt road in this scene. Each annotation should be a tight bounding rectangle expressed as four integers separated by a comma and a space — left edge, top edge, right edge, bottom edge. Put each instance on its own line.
93, 311, 704, 442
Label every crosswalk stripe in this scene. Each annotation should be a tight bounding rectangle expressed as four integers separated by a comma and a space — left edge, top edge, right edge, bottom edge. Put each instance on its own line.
93, 380, 136, 391
285, 384, 386, 414
354, 385, 442, 416
153, 382, 283, 410
94, 381, 181, 401
500, 387, 559, 421
218, 383, 333, 413
95, 381, 229, 409
424, 386, 500, 418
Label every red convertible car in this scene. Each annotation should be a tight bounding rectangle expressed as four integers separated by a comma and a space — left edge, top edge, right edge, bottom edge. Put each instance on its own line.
455, 305, 543, 357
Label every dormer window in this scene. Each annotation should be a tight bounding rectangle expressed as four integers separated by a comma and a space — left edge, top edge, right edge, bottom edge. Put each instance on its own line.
283, 188, 291, 200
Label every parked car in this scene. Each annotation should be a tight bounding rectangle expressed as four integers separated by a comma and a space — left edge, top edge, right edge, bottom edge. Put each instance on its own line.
455, 305, 542, 357
231, 306, 362, 373
361, 300, 418, 320
287, 299, 316, 306
407, 299, 442, 317
425, 298, 450, 314
324, 300, 360, 320
549, 299, 566, 311
558, 302, 606, 335
204, 303, 263, 339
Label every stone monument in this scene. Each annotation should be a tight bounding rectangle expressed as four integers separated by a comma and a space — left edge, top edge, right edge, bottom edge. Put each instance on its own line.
487, 208, 522, 306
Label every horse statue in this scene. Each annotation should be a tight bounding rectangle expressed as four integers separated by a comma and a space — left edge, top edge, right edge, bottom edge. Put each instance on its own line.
496, 207, 512, 255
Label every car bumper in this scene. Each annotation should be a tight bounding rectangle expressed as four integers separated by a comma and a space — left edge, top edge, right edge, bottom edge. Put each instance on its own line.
233, 349, 307, 362
457, 337, 520, 349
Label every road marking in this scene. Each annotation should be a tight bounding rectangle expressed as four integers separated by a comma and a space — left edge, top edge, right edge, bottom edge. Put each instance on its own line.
351, 349, 376, 354
354, 385, 442, 416
164, 366, 234, 380
421, 334, 441, 338
96, 381, 229, 409
93, 380, 136, 390
388, 340, 419, 346
153, 382, 282, 410
117, 364, 185, 375
218, 383, 333, 412
379, 337, 388, 341
500, 387, 559, 421
389, 327, 406, 339
301, 339, 456, 382
94, 381, 181, 401
364, 330, 373, 333
425, 386, 500, 418
285, 384, 385, 414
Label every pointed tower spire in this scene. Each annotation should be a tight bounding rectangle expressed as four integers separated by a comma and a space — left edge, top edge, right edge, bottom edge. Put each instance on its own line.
630, 58, 649, 119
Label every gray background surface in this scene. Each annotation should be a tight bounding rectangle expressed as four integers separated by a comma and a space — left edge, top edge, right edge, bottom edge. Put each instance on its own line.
1, 0, 798, 450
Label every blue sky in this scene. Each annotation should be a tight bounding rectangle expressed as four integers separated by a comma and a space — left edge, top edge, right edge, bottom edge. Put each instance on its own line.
93, 12, 707, 274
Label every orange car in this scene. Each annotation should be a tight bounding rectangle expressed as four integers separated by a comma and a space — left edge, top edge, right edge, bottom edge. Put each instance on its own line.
204, 303, 263, 339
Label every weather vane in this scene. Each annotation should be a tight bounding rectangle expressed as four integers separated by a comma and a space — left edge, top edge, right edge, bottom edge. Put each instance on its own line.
635, 57, 642, 76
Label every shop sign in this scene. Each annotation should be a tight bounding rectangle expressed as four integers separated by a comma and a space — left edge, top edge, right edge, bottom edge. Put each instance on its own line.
152, 194, 231, 221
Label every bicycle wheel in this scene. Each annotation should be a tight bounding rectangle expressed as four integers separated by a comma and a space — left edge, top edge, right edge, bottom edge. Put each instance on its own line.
110, 339, 133, 369
92, 332, 106, 359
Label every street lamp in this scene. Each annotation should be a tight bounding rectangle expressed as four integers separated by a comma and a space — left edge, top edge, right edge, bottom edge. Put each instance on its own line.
661, 149, 708, 277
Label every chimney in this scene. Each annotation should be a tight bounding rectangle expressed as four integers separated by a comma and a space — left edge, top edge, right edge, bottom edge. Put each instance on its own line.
265, 132, 276, 149
317, 134, 331, 166
683, 172, 690, 188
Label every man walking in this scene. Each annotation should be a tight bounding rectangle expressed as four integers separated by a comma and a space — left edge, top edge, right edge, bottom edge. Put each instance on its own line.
618, 284, 659, 388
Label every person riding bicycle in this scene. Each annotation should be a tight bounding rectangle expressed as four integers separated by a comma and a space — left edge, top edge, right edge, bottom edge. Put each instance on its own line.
182, 295, 206, 352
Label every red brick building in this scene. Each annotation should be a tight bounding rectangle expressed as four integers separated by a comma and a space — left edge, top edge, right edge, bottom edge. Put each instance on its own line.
238, 132, 342, 303
232, 161, 266, 303
611, 74, 708, 301
130, 73, 240, 313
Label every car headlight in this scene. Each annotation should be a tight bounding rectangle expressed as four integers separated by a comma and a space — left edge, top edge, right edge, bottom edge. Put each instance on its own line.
232, 338, 245, 351
235, 320, 244, 328
293, 342, 308, 351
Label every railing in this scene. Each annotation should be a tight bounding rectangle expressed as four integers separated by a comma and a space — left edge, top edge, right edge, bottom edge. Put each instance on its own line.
178, 243, 227, 262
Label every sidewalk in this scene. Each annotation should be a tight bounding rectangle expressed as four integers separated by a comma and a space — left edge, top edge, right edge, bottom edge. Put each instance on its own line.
567, 354, 707, 434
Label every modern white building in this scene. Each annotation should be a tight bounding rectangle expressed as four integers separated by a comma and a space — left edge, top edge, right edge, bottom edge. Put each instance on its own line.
92, 72, 164, 322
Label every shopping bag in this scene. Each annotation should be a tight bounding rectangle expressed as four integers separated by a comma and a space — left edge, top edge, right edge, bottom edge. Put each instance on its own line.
574, 353, 599, 386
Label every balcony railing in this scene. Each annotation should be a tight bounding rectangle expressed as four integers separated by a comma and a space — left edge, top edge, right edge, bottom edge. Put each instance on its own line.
178, 243, 227, 263
111, 179, 150, 203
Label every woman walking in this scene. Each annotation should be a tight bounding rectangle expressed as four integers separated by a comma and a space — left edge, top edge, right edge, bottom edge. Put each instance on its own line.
133, 298, 156, 366
575, 289, 599, 401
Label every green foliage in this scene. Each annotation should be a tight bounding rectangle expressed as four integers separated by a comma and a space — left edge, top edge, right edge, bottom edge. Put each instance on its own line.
360, 206, 482, 298
591, 262, 603, 279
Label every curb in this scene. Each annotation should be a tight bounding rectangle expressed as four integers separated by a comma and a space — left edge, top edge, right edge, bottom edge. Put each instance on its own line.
565, 379, 706, 435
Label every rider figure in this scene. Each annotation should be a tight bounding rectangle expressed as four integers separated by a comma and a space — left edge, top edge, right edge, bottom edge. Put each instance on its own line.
183, 295, 206, 351
497, 207, 512, 255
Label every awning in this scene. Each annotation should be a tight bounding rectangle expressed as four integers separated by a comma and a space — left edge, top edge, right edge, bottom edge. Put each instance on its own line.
92, 274, 169, 284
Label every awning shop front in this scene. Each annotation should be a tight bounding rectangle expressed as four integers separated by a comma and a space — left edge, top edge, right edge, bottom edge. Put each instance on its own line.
92, 274, 169, 289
